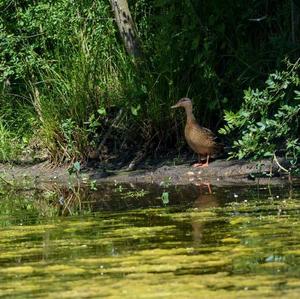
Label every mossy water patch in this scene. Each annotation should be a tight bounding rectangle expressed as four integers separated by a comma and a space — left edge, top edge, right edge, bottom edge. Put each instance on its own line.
0, 183, 300, 298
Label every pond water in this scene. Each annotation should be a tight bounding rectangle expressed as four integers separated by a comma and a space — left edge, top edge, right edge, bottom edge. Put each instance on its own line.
0, 181, 300, 298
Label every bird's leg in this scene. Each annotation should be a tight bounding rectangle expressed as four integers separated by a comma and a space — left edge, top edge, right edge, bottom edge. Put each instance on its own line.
203, 182, 212, 194
192, 154, 203, 167
193, 154, 210, 168
201, 182, 212, 193
200, 154, 209, 167
195, 181, 212, 193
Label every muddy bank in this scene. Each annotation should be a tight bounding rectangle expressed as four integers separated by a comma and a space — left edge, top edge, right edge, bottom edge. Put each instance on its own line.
0, 157, 296, 187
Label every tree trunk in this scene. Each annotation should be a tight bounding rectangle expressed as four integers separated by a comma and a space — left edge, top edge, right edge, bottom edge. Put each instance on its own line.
109, 0, 141, 57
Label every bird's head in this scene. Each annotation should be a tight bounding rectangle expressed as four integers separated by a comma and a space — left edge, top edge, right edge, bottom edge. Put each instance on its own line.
171, 97, 192, 109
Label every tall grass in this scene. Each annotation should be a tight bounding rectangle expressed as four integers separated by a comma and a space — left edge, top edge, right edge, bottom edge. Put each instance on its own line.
25, 1, 181, 163
0, 119, 22, 162
29, 19, 140, 163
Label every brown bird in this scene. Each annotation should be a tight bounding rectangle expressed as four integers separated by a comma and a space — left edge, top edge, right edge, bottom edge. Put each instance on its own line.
171, 97, 223, 167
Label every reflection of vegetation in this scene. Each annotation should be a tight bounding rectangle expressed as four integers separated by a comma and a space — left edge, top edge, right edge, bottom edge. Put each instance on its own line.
0, 182, 87, 221
121, 189, 149, 199
0, 188, 49, 226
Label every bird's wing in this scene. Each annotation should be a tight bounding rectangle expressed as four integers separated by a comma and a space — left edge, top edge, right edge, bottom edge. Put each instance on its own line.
190, 122, 218, 146
185, 119, 224, 155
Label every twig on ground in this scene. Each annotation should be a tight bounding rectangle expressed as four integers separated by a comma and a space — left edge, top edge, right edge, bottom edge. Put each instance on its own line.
0, 176, 12, 185
273, 154, 289, 173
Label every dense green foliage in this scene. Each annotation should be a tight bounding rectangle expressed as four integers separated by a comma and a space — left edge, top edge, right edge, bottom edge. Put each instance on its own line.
220, 59, 300, 169
0, 0, 299, 164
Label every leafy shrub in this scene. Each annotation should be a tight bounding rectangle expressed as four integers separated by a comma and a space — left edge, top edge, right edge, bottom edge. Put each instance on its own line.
220, 59, 300, 168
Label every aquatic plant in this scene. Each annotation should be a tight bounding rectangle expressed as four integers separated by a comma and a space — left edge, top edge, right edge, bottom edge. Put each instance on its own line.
161, 191, 170, 205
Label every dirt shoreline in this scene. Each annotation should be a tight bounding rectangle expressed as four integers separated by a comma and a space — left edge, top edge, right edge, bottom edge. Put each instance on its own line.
0, 157, 296, 187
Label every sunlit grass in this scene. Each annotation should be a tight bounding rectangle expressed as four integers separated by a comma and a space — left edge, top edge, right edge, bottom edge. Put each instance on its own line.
0, 119, 22, 162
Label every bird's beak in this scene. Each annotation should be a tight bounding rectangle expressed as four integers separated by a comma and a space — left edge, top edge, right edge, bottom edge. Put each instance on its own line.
171, 103, 179, 109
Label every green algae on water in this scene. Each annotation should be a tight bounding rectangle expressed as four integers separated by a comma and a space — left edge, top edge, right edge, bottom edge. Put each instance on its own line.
0, 183, 300, 298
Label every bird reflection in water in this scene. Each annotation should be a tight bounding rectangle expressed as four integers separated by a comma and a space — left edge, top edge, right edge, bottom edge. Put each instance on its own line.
191, 181, 220, 245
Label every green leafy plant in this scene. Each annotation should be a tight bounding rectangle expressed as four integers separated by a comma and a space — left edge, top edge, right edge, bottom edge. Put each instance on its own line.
68, 161, 81, 176
161, 191, 169, 205
220, 59, 300, 169
89, 180, 97, 191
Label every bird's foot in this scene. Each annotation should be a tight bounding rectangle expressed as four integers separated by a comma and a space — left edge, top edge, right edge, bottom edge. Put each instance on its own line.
192, 162, 209, 168
192, 163, 203, 167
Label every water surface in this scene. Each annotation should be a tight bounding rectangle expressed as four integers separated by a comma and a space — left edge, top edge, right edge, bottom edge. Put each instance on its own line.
0, 181, 300, 298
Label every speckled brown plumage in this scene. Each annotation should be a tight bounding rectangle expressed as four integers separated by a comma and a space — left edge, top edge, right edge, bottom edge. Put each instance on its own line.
171, 97, 223, 167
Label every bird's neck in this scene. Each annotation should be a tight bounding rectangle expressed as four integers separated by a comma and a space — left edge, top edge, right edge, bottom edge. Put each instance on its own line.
184, 106, 196, 123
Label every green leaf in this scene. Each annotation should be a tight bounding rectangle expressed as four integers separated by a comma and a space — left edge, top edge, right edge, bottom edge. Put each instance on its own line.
218, 128, 227, 135
141, 85, 147, 94
161, 192, 169, 205
97, 107, 106, 116
263, 151, 273, 157
257, 122, 266, 131
131, 104, 141, 116
73, 161, 81, 172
